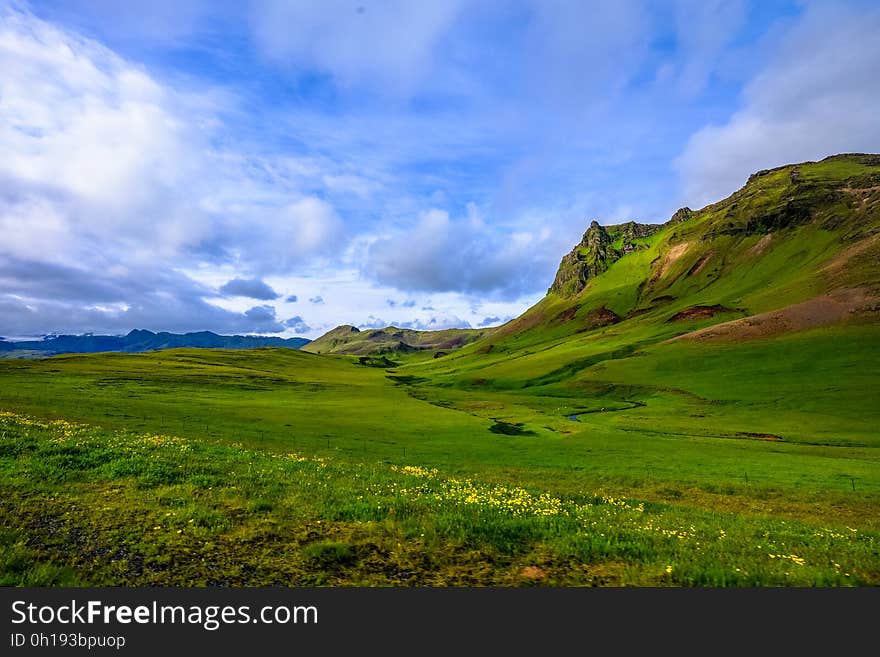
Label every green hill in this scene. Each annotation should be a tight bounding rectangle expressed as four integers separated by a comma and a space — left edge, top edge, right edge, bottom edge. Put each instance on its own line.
302, 324, 490, 357
432, 153, 879, 364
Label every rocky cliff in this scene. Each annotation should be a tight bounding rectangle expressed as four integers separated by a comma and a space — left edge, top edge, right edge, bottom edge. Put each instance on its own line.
548, 217, 682, 297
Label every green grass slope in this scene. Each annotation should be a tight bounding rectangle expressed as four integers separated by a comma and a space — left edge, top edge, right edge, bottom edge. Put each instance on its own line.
416, 153, 880, 378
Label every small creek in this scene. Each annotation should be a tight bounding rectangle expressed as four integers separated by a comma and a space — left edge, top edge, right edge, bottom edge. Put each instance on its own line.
565, 402, 645, 422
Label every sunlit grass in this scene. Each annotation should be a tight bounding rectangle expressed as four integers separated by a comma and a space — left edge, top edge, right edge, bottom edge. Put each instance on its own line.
1, 411, 876, 586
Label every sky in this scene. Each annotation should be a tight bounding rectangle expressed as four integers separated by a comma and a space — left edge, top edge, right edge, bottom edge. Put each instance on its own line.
1, 0, 879, 340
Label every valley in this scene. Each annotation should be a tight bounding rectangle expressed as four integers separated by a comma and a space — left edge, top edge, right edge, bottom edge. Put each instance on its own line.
2, 154, 878, 586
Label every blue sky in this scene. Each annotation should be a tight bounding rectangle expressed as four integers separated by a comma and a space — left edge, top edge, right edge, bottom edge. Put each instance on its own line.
1, 0, 879, 339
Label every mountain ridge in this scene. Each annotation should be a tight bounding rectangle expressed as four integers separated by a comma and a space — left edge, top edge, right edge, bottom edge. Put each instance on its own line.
301, 325, 489, 356
440, 152, 880, 357
0, 329, 311, 358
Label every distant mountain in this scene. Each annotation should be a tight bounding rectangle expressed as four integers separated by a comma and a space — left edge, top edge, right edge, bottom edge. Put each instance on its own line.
0, 329, 310, 358
302, 325, 489, 357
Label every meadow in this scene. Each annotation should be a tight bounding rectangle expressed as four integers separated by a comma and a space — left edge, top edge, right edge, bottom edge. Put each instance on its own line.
1, 323, 878, 586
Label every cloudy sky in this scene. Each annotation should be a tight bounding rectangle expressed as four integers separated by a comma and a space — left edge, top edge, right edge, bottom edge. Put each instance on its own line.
2, 0, 879, 340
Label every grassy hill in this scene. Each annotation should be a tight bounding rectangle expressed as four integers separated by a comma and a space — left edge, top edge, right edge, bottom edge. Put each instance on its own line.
1, 154, 878, 586
471, 153, 879, 356
302, 324, 489, 357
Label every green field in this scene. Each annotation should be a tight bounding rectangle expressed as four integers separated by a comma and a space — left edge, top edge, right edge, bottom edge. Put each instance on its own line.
2, 154, 879, 586
1, 323, 878, 586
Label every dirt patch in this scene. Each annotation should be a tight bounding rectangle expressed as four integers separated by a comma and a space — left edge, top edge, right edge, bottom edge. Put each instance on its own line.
583, 306, 621, 330
667, 304, 733, 322
687, 251, 714, 276
820, 233, 880, 280
520, 566, 547, 580
748, 233, 773, 257
653, 242, 690, 281
552, 307, 578, 324
552, 305, 620, 330
491, 307, 546, 339
674, 287, 880, 342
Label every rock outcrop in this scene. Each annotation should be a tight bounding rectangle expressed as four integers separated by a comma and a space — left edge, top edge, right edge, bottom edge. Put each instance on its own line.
548, 203, 705, 298
668, 207, 693, 224
549, 220, 662, 297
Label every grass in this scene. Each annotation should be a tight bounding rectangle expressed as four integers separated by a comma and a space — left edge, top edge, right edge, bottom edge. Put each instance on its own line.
1, 412, 876, 586
0, 321, 878, 586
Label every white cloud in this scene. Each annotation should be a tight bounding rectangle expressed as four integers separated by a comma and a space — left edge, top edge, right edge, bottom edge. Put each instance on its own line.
675, 2, 880, 206
0, 4, 225, 277
365, 206, 566, 299
0, 196, 73, 262
0, 10, 199, 212
214, 196, 344, 274
0, 5, 350, 268
357, 314, 472, 331
284, 197, 342, 255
